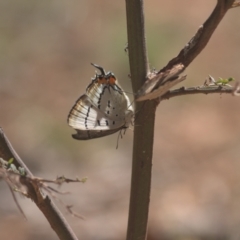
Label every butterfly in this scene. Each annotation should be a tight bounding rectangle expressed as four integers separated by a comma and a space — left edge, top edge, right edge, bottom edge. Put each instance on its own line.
68, 63, 134, 140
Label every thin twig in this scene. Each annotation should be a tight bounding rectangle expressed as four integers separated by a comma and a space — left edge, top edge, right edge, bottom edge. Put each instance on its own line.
162, 0, 235, 70
161, 85, 236, 100
0, 128, 78, 240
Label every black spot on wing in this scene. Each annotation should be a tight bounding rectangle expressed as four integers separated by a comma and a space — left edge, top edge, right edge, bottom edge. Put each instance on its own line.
84, 104, 93, 129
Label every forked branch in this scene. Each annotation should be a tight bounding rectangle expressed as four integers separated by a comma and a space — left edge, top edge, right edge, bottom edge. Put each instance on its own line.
136, 0, 236, 101
0, 129, 78, 240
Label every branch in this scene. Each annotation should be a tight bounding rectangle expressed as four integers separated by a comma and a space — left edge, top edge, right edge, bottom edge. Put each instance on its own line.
161, 85, 235, 100
0, 128, 78, 240
126, 0, 156, 240
164, 0, 235, 69
161, 75, 240, 99
136, 0, 236, 101
125, 2, 236, 239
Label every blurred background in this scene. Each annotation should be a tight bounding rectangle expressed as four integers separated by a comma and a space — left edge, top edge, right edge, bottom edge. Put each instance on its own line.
0, 0, 240, 239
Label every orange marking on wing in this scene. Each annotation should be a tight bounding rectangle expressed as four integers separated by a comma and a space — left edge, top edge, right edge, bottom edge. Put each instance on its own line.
109, 76, 116, 85
97, 77, 108, 84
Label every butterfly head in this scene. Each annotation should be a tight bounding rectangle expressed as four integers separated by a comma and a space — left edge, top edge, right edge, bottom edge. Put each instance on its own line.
91, 63, 117, 85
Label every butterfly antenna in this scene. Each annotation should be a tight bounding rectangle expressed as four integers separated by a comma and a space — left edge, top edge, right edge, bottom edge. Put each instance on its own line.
91, 63, 106, 75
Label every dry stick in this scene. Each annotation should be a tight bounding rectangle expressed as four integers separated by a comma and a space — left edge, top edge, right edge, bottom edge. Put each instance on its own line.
126, 0, 157, 240
126, 1, 235, 240
161, 85, 235, 100
0, 128, 78, 240
161, 0, 235, 72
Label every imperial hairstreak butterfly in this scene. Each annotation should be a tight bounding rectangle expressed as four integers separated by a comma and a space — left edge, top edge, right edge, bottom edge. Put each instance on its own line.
68, 63, 134, 140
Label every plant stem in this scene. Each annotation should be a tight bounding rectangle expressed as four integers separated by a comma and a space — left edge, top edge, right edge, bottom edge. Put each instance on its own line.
126, 1, 157, 239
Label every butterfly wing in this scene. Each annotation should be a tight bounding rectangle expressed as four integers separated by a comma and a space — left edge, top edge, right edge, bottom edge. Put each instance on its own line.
72, 128, 122, 140
68, 94, 124, 140
68, 94, 121, 130
86, 80, 133, 126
